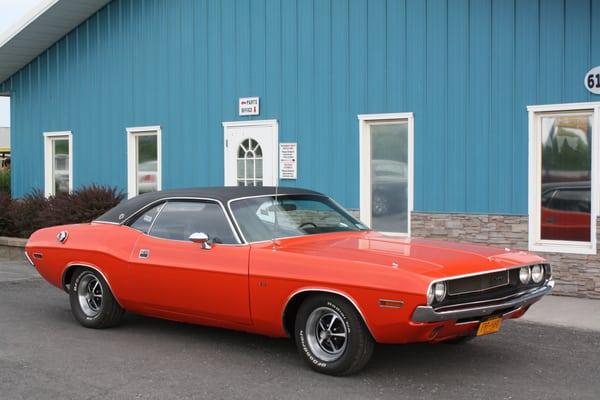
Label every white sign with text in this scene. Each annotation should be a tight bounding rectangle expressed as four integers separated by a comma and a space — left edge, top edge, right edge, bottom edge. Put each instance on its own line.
239, 97, 260, 116
279, 142, 297, 180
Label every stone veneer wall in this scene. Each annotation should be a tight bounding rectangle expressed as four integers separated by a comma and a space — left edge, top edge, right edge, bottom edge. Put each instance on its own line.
411, 212, 600, 299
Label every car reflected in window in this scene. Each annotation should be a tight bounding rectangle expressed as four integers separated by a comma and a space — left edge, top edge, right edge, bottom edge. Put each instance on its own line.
541, 182, 590, 242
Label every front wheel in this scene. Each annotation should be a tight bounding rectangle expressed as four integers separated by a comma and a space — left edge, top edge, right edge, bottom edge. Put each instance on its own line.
69, 268, 124, 329
294, 295, 374, 376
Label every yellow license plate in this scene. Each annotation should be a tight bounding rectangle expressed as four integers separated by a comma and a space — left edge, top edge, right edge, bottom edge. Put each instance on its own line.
476, 317, 502, 336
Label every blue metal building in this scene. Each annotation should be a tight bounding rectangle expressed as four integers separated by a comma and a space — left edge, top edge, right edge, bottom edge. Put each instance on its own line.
1, 0, 600, 296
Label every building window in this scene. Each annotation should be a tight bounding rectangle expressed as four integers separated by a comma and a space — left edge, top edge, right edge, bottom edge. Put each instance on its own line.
127, 126, 161, 198
43, 131, 72, 196
359, 113, 414, 236
528, 103, 600, 254
237, 138, 263, 187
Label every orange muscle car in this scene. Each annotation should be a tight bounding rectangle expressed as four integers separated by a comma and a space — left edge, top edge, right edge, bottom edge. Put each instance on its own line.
25, 187, 553, 375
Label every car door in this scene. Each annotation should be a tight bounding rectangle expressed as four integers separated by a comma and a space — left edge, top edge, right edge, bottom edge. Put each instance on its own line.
128, 199, 251, 325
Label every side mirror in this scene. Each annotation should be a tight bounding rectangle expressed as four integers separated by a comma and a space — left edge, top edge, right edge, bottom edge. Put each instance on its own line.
189, 232, 212, 250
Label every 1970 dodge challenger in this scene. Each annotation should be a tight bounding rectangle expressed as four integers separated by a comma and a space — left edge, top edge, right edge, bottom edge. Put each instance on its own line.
25, 187, 553, 375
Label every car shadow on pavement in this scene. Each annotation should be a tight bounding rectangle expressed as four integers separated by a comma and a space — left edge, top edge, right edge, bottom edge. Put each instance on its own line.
99, 311, 518, 377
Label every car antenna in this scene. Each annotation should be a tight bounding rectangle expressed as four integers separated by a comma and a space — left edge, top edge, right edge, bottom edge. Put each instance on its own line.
272, 178, 280, 250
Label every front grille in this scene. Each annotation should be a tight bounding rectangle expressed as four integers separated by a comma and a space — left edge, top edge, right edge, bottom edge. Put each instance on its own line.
433, 264, 550, 310
447, 270, 509, 295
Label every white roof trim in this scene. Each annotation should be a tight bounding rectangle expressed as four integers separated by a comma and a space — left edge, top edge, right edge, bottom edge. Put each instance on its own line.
0, 0, 110, 86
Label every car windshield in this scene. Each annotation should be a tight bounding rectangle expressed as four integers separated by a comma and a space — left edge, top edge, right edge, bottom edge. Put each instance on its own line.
229, 195, 369, 242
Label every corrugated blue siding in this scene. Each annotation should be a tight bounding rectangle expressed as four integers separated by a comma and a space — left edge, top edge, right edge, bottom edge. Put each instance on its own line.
1, 0, 600, 214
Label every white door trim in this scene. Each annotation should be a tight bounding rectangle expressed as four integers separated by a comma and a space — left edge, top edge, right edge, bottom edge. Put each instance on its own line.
223, 119, 279, 186
358, 113, 414, 237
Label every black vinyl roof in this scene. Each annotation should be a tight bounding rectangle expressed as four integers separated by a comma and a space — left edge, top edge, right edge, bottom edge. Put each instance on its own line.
95, 186, 324, 224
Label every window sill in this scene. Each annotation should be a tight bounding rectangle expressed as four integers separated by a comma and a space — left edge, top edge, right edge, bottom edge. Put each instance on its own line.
529, 241, 596, 255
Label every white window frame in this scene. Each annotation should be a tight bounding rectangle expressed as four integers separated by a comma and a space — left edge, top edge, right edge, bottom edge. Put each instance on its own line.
527, 102, 600, 255
358, 113, 414, 237
126, 126, 162, 199
43, 131, 73, 197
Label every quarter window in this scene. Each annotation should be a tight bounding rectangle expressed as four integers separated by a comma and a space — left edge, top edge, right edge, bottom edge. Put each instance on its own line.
129, 203, 164, 234
148, 201, 237, 244
43, 131, 72, 197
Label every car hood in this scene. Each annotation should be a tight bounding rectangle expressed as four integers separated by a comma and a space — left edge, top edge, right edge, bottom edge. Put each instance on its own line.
276, 231, 544, 280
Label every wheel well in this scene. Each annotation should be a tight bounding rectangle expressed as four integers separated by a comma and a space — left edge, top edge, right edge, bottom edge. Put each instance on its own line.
282, 290, 371, 338
61, 264, 84, 292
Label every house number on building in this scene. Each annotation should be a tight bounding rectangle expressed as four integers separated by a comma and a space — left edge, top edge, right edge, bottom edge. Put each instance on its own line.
584, 66, 600, 95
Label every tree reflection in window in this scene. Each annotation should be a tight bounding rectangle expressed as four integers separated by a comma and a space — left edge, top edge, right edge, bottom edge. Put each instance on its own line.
540, 114, 592, 242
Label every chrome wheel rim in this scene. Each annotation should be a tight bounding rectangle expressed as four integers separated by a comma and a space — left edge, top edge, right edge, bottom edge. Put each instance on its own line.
305, 307, 348, 362
77, 272, 103, 318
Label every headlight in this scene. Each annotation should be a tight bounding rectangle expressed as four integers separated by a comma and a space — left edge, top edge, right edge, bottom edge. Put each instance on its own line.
427, 286, 435, 305
519, 266, 531, 284
531, 265, 544, 283
434, 282, 447, 302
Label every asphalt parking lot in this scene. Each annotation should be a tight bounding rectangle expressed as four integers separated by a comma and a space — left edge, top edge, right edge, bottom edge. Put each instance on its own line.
1, 261, 599, 400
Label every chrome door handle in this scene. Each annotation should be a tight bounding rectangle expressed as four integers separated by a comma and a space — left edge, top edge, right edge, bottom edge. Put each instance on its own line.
139, 249, 150, 259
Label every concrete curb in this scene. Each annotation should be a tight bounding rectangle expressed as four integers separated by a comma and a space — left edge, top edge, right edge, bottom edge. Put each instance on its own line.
0, 236, 27, 261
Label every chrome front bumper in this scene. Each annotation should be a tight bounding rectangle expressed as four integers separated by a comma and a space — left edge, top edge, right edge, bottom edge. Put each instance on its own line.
411, 279, 554, 323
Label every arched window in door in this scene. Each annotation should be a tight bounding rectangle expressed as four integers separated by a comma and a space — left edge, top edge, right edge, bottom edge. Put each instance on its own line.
237, 139, 263, 187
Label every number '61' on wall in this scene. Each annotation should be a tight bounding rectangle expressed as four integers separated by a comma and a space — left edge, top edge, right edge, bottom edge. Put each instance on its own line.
585, 66, 600, 95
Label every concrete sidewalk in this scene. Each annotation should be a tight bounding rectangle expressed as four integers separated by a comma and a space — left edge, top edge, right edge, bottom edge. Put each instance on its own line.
519, 294, 600, 332
1, 258, 598, 332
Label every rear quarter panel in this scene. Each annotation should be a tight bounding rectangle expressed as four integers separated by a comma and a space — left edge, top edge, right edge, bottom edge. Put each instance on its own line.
26, 223, 141, 307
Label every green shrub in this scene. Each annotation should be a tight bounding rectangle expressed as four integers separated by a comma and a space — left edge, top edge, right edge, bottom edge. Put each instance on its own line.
0, 169, 9, 196
2, 185, 125, 238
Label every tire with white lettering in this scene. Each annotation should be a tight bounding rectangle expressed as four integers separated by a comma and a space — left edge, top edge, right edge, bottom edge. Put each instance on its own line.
69, 267, 124, 329
294, 295, 374, 376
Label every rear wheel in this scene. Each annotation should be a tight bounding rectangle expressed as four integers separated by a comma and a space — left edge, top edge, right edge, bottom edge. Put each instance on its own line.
69, 268, 124, 329
294, 295, 374, 376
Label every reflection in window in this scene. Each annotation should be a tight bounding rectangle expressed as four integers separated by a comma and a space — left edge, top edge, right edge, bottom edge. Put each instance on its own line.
148, 201, 237, 244
237, 138, 263, 187
136, 134, 158, 195
370, 123, 408, 234
52, 138, 70, 194
130, 203, 164, 234
230, 195, 367, 242
540, 114, 592, 242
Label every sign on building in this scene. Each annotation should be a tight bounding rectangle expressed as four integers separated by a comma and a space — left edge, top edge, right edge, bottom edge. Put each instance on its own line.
239, 97, 260, 116
279, 142, 297, 180
584, 66, 600, 95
